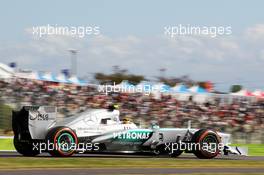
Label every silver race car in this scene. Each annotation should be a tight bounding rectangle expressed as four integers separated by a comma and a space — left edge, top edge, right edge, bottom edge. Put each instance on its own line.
12, 105, 246, 158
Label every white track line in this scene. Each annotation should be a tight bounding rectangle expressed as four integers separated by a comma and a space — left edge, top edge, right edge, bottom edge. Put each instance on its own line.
0, 136, 13, 139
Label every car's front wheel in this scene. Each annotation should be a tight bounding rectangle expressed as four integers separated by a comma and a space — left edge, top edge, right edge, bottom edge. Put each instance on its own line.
192, 129, 220, 159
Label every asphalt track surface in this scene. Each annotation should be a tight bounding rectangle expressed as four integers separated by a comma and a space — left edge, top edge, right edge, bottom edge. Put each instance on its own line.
0, 152, 264, 174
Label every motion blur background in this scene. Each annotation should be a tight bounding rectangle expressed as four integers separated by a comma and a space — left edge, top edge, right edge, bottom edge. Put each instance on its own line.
0, 71, 263, 144
0, 0, 264, 144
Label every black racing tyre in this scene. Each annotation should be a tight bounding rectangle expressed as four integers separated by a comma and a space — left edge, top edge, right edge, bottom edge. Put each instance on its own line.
191, 129, 221, 159
13, 135, 40, 156
46, 126, 78, 157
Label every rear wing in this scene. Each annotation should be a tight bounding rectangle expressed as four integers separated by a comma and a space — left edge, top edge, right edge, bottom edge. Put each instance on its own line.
12, 106, 57, 140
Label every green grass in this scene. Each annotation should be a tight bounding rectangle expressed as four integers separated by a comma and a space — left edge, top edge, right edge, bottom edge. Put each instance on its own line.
0, 138, 15, 150
0, 157, 263, 169
231, 144, 264, 156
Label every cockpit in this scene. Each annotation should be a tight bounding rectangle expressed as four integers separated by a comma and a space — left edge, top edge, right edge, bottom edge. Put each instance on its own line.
83, 108, 120, 125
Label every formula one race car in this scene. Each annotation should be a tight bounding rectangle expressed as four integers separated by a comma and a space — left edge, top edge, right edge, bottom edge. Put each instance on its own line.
12, 105, 247, 158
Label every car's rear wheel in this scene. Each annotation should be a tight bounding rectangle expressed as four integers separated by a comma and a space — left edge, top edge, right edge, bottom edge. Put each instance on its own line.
192, 129, 220, 159
46, 126, 78, 157
13, 135, 40, 156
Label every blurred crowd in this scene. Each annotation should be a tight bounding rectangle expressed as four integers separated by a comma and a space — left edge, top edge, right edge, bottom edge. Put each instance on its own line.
0, 78, 263, 141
